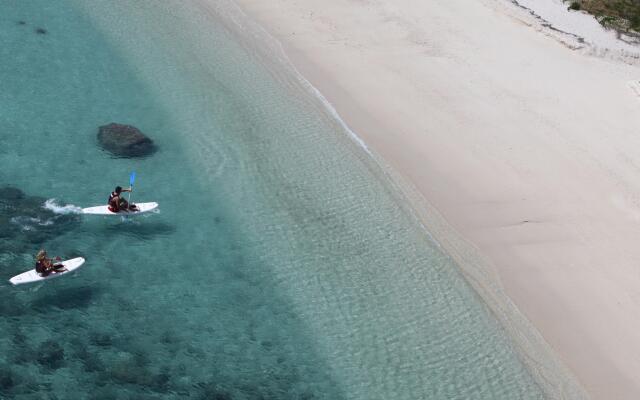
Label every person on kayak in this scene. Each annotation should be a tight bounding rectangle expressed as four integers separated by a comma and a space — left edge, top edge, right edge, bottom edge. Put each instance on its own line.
35, 249, 67, 276
108, 186, 138, 212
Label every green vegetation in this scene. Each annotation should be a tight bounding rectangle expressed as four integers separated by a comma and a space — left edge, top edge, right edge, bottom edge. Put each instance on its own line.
569, 2, 582, 10
566, 0, 640, 33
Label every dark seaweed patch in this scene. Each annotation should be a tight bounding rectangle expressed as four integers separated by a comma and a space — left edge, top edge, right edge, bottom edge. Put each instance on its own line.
0, 187, 24, 200
90, 332, 113, 347
148, 368, 171, 393
11, 329, 27, 346
0, 365, 16, 392
105, 353, 159, 388
197, 383, 233, 400
0, 299, 26, 317
72, 342, 106, 373
37, 340, 65, 370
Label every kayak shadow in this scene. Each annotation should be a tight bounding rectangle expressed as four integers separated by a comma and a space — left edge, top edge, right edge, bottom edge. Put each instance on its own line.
31, 285, 100, 312
101, 221, 176, 241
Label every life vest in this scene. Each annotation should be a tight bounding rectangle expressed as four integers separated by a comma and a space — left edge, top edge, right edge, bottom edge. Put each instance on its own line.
35, 260, 47, 274
108, 191, 119, 211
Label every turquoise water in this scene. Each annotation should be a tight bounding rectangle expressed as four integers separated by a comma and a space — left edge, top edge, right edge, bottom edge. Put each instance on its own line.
0, 1, 548, 399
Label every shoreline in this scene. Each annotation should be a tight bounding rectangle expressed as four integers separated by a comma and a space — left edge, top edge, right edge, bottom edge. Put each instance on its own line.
220, 2, 588, 397
74, 1, 554, 397
209, 0, 589, 397
191, 1, 585, 397
226, 0, 640, 398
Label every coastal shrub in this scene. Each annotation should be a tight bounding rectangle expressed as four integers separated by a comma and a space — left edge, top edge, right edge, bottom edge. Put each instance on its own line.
631, 13, 640, 30
598, 15, 618, 26
576, 0, 640, 33
569, 1, 582, 10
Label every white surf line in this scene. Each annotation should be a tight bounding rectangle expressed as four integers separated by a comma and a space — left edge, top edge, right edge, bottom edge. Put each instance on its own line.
227, 5, 443, 248
220, 1, 372, 156
299, 77, 372, 155
270, 41, 373, 156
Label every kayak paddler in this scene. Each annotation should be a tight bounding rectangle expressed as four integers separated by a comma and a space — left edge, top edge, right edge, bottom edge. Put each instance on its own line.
35, 249, 67, 276
108, 186, 138, 212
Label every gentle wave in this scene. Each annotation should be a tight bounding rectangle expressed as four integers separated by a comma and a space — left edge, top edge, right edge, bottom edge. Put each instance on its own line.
43, 199, 82, 215
10, 216, 53, 230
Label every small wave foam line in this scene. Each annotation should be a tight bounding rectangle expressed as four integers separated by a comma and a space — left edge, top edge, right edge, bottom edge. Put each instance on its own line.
43, 199, 82, 214
299, 78, 372, 155
10, 216, 54, 227
215, 0, 372, 156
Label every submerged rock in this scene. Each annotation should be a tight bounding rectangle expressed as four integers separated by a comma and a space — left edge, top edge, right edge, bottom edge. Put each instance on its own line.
97, 123, 156, 158
35, 27, 47, 34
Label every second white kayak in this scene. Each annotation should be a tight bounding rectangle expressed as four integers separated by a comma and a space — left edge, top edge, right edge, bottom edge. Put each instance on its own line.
82, 202, 158, 215
9, 257, 86, 286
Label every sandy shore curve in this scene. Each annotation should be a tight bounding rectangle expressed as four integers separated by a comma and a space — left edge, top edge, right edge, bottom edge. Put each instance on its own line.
228, 0, 640, 398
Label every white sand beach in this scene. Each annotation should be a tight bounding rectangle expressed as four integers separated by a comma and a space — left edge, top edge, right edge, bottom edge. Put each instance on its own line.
230, 0, 640, 398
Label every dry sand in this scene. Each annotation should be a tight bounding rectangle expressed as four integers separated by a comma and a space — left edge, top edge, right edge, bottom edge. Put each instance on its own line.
229, 0, 640, 398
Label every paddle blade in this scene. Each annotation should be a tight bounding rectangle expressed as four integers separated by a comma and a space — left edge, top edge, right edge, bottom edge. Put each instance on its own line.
129, 171, 136, 186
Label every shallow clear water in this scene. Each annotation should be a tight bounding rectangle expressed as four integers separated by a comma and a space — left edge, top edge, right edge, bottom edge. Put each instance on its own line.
0, 1, 546, 399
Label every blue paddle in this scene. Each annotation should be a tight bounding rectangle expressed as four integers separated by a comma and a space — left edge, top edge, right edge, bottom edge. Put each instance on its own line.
128, 171, 136, 208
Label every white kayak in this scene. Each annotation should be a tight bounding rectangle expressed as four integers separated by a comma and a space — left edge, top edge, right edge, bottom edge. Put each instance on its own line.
82, 202, 158, 215
9, 257, 86, 286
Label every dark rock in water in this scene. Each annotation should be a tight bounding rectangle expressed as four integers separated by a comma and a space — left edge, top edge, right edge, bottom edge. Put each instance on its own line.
97, 123, 156, 157
35, 27, 46, 34
17, 21, 26, 26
